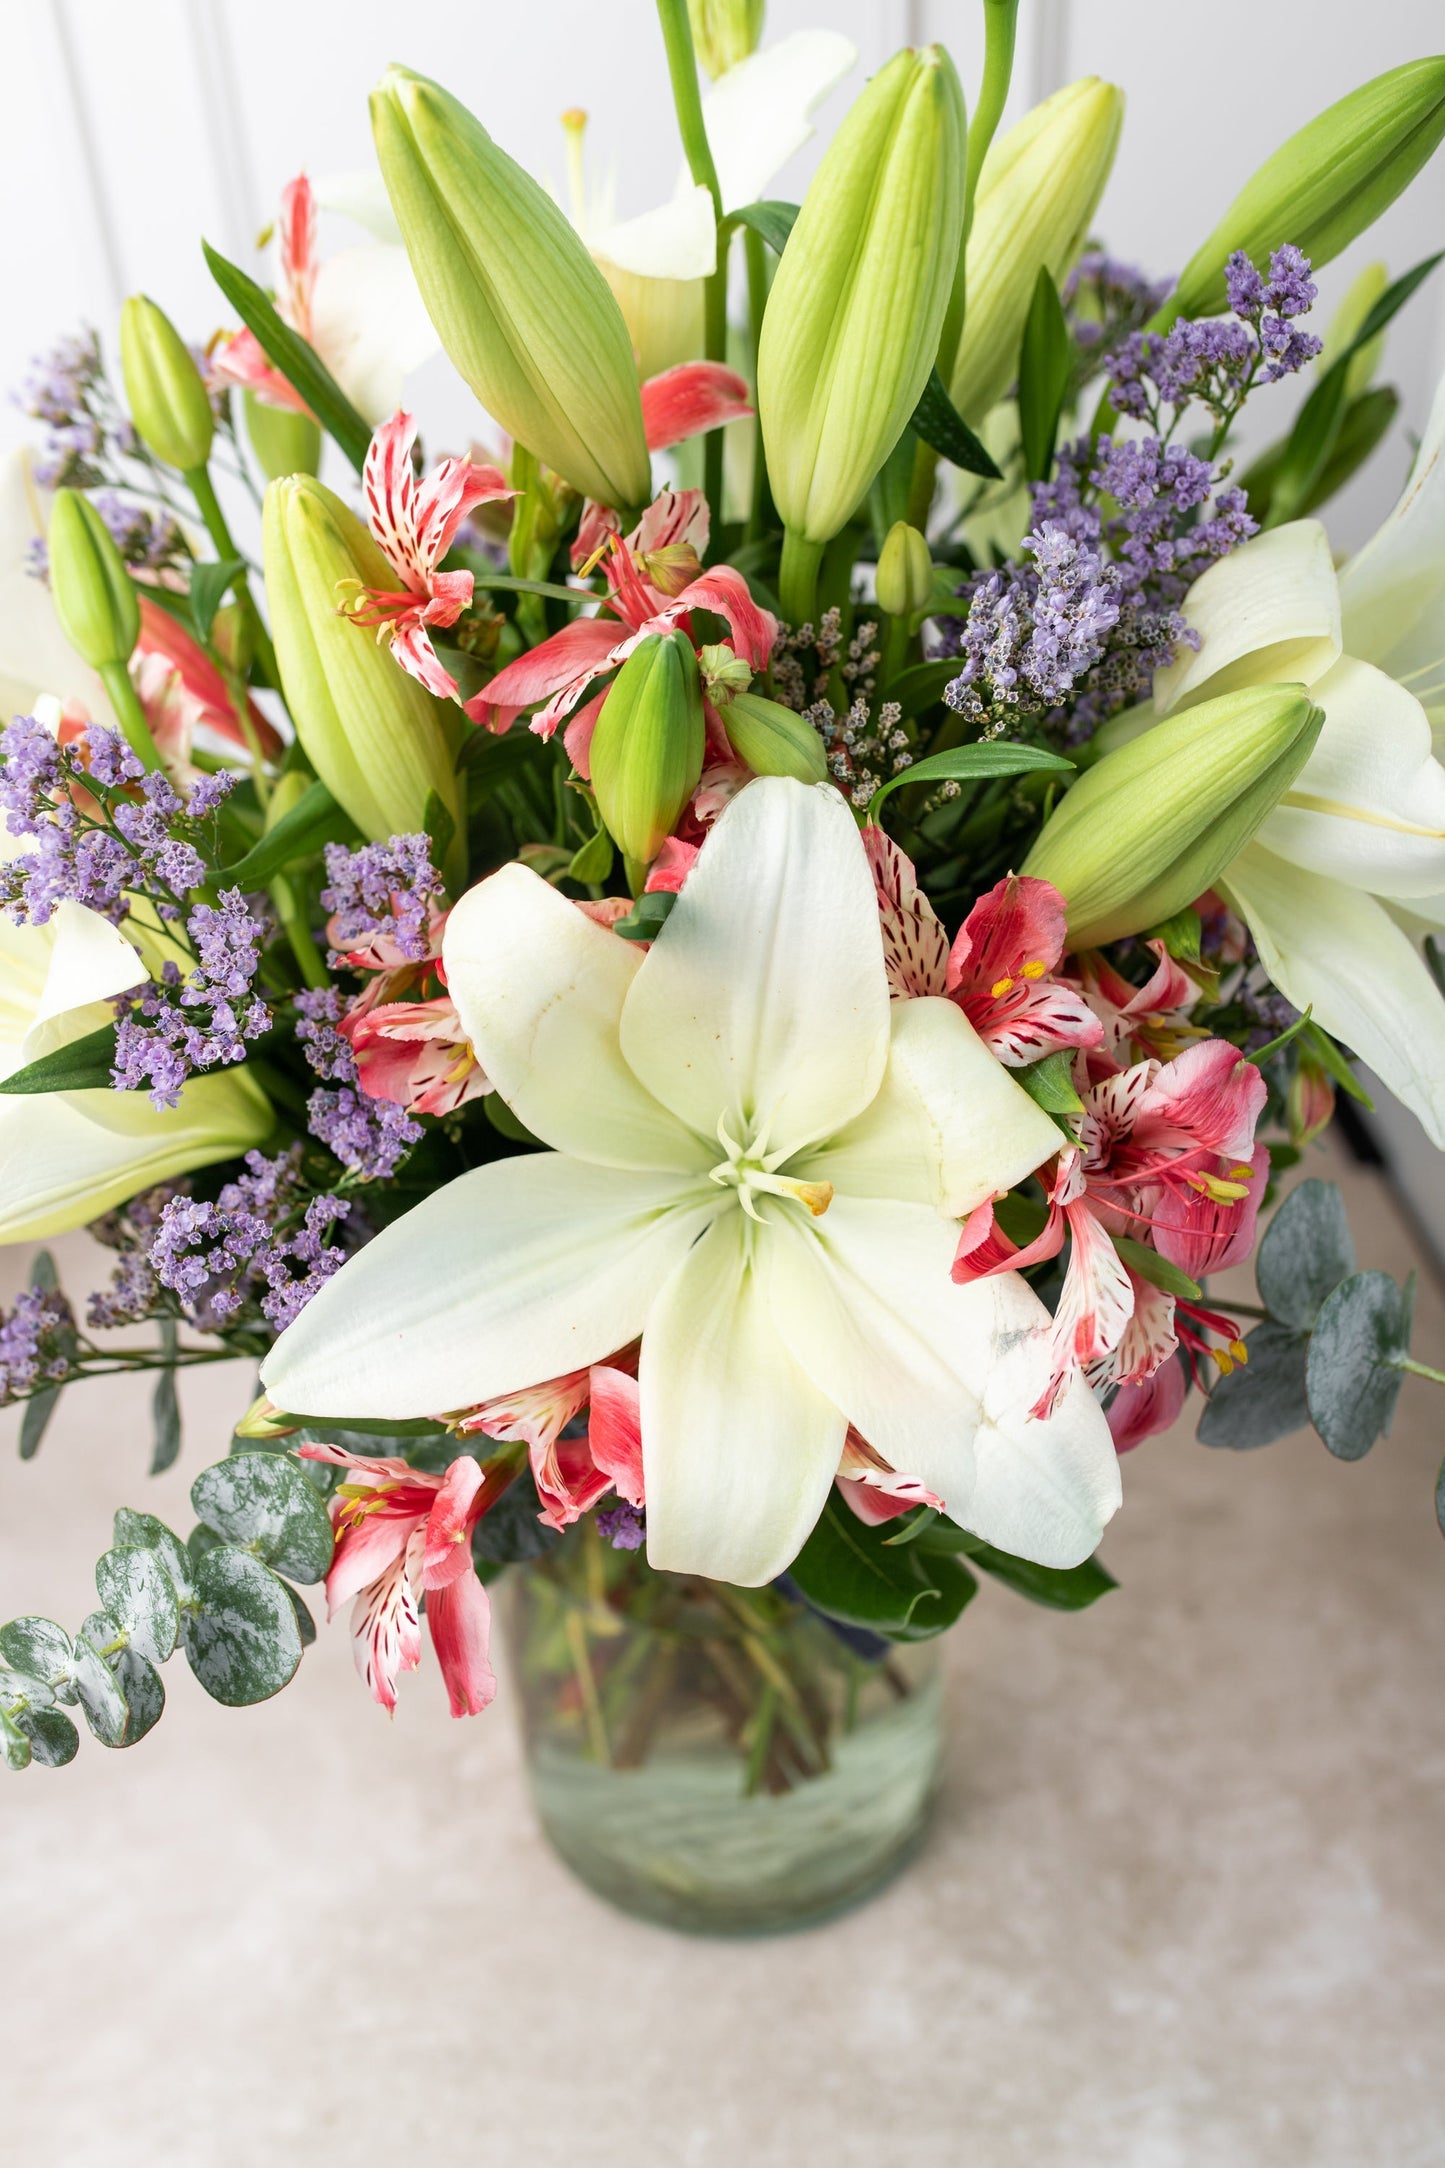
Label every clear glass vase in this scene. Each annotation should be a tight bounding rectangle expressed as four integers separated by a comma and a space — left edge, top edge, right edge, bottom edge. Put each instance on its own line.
501, 1523, 944, 1936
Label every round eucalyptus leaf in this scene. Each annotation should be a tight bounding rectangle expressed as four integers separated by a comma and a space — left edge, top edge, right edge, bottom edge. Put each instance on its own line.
283, 1582, 317, 1649
1256, 1179, 1355, 1331
0, 1666, 54, 1712
1197, 1320, 1312, 1449
1, 1707, 31, 1771
191, 1454, 334, 1585
95, 1547, 179, 1666
16, 1707, 80, 1768
0, 1615, 76, 1697
72, 1615, 131, 1749
111, 1649, 164, 1744
1305, 1270, 1410, 1460
185, 1548, 302, 1707
111, 1510, 195, 1603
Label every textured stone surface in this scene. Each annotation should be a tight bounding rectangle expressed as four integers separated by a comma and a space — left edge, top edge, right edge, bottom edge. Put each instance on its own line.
2, 1142, 1442, 2167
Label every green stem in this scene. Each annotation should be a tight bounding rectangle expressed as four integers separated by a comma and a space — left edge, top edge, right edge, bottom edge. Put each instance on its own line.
778, 529, 824, 629
99, 660, 164, 771
744, 225, 773, 544
655, 0, 729, 525
564, 1609, 610, 1766
184, 463, 280, 691
1398, 1356, 1445, 1387
269, 873, 328, 989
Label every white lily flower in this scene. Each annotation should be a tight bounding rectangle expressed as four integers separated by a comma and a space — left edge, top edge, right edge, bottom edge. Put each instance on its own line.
264, 779, 1121, 1585
582, 30, 857, 378
1146, 503, 1445, 1143
1337, 366, 1445, 736
0, 894, 272, 1243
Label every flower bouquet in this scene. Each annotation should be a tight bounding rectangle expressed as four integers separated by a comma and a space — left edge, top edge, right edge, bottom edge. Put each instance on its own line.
3, 0, 1445, 1935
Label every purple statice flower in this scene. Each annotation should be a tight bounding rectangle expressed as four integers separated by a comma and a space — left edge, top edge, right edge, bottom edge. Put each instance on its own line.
321, 835, 442, 965
942, 520, 1123, 725
86, 1248, 162, 1331
15, 330, 109, 491
0, 713, 65, 831
0, 1285, 77, 1404
87, 1182, 183, 1328
111, 889, 271, 1109
149, 1148, 350, 1333
91, 490, 184, 574
596, 1501, 646, 1552
1106, 244, 1321, 424
294, 985, 357, 1081
1064, 249, 1175, 355
307, 1086, 420, 1181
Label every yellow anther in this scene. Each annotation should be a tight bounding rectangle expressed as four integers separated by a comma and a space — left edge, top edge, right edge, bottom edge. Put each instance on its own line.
1021, 959, 1047, 980
990, 975, 1015, 998
1229, 1339, 1248, 1365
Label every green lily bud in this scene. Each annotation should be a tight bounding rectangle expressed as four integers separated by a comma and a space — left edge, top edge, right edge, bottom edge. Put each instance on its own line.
1318, 260, 1389, 398
688, 0, 765, 78
697, 643, 754, 704
950, 77, 1122, 423
47, 488, 139, 669
720, 692, 828, 784
262, 476, 465, 891
371, 65, 651, 512
210, 601, 251, 677
759, 47, 966, 557
243, 389, 321, 482
1169, 58, 1445, 322
1021, 684, 1324, 948
590, 631, 704, 866
875, 521, 933, 618
119, 294, 215, 474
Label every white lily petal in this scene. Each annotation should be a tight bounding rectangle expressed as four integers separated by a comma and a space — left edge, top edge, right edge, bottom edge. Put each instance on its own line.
795, 995, 1060, 1216
1257, 655, 1445, 897
443, 864, 709, 1172
313, 170, 404, 246
262, 1155, 716, 1420
1151, 521, 1341, 715
641, 1206, 844, 1585
1223, 842, 1445, 1147
30, 902, 146, 1036
703, 31, 858, 211
309, 247, 438, 425
621, 779, 889, 1159
0, 1071, 272, 1243
1340, 366, 1445, 715
591, 185, 717, 283
0, 451, 110, 727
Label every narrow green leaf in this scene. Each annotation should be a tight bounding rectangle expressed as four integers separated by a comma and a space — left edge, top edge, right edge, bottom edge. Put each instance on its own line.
723, 199, 800, 255
1018, 267, 1072, 483
1014, 1049, 1084, 1117
221, 777, 354, 886
1197, 1319, 1311, 1449
1300, 1020, 1372, 1106
909, 367, 1003, 479
151, 1320, 182, 1475
188, 557, 246, 643
868, 741, 1072, 817
1305, 1269, 1410, 1459
191, 1451, 334, 1584
1256, 1178, 1355, 1331
29, 1249, 58, 1292
204, 240, 372, 471
18, 1386, 61, 1461
421, 788, 457, 880
0, 1022, 117, 1096
1112, 1235, 1202, 1302
968, 1542, 1117, 1611
184, 1547, 302, 1706
1247, 1007, 1313, 1068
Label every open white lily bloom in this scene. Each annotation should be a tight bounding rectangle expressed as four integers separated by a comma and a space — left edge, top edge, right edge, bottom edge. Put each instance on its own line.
0, 896, 272, 1242
307, 173, 439, 423
1338, 366, 1445, 737
264, 779, 1121, 1585
1147, 512, 1445, 1144
583, 30, 857, 377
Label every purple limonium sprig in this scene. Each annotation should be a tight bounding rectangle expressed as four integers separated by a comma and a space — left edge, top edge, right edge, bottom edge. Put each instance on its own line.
1106, 243, 1321, 431
321, 835, 441, 965
148, 1148, 351, 1333
294, 987, 422, 1180
111, 889, 271, 1110
596, 1501, 646, 1552
0, 1284, 77, 1405
1063, 249, 1176, 356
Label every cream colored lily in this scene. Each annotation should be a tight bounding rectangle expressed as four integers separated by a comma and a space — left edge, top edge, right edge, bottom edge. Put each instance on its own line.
0, 895, 272, 1243
1146, 508, 1445, 1144
263, 779, 1120, 1585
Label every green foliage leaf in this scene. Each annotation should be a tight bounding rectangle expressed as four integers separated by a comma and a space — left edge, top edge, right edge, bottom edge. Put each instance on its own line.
72, 1615, 131, 1748
189, 557, 246, 643
1300, 1019, 1372, 1106
1112, 1235, 1202, 1302
284, 1583, 317, 1649
909, 367, 1003, 479
0, 1616, 75, 1694
724, 199, 799, 255
1197, 1319, 1311, 1448
18, 1385, 62, 1461
221, 777, 354, 886
1145, 905, 1203, 965
966, 1541, 1117, 1610
612, 890, 677, 942
568, 824, 615, 885
0, 1665, 53, 1712
94, 1547, 179, 1666
111, 1511, 194, 1602
110, 1647, 165, 1743
1305, 1269, 1412, 1460
884, 659, 960, 718
191, 1452, 334, 1584
151, 1320, 182, 1474
15, 1707, 80, 1768
204, 240, 372, 471
0, 1021, 117, 1096
421, 788, 458, 883
184, 1547, 302, 1706
1256, 1178, 1355, 1330
1018, 267, 1072, 483
1, 1709, 31, 1771
1014, 1049, 1084, 1116
867, 741, 1072, 817
788, 1498, 978, 1640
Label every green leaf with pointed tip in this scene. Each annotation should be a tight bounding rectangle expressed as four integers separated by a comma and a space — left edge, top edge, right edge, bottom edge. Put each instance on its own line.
221, 777, 354, 886
1300, 1019, 1372, 1106
1015, 1049, 1084, 1117
789, 1498, 978, 1640
421, 788, 458, 883
868, 741, 1072, 817
724, 199, 799, 255
111, 1511, 194, 1602
967, 1541, 1117, 1610
1018, 267, 1072, 483
1306, 1269, 1412, 1459
568, 825, 615, 884
15, 1707, 79, 1767
94, 1547, 179, 1666
612, 890, 677, 943
1198, 1319, 1312, 1449
189, 556, 246, 643
151, 1322, 182, 1475
909, 367, 1003, 479
0, 1021, 117, 1095
190, 1451, 334, 1584
18, 1386, 62, 1460
185, 1547, 302, 1706
1256, 1178, 1355, 1330
883, 659, 960, 718
204, 240, 372, 471
1112, 1236, 1202, 1302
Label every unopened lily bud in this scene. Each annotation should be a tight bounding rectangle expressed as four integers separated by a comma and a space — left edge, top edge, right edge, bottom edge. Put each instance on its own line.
1287, 1057, 1335, 1147
1022, 685, 1323, 949
721, 692, 828, 784
48, 489, 139, 669
210, 600, 251, 676
1169, 58, 1445, 322
371, 65, 651, 511
263, 476, 466, 890
243, 389, 322, 481
590, 631, 704, 866
120, 294, 215, 474
950, 77, 1122, 423
875, 520, 932, 618
234, 1393, 298, 1441
759, 46, 966, 548
1318, 261, 1389, 397
688, 0, 765, 78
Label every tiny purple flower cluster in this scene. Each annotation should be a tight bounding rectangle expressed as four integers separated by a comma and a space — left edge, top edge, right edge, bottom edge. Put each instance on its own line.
0, 1285, 76, 1405
1107, 244, 1321, 424
295, 988, 421, 1180
111, 889, 271, 1109
596, 1501, 646, 1551
149, 1148, 350, 1332
943, 525, 1123, 724
1063, 250, 1176, 356
294, 985, 357, 1080
16, 332, 185, 576
87, 1183, 186, 1329
91, 490, 185, 576
321, 835, 441, 965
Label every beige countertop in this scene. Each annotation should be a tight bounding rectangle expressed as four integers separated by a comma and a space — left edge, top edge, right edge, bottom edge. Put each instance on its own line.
3, 1140, 1443, 2168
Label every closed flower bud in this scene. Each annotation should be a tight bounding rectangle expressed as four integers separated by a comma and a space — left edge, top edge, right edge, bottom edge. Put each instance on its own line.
119, 295, 215, 474
371, 65, 651, 512
1170, 58, 1445, 323
1022, 684, 1323, 948
243, 389, 322, 482
48, 488, 140, 669
759, 46, 966, 550
590, 631, 704, 866
721, 691, 828, 784
688, 0, 765, 78
262, 476, 465, 891
950, 77, 1123, 423
875, 520, 933, 618
233, 1393, 298, 1441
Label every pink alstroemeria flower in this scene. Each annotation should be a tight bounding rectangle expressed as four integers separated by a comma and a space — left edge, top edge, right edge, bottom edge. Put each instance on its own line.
467, 485, 775, 743
332, 904, 490, 1121
133, 596, 284, 763
298, 1443, 511, 1717
455, 1361, 644, 1531
211, 176, 318, 415
836, 1430, 943, 1528
341, 409, 515, 701
955, 1039, 1267, 1416
1072, 939, 1203, 1078
865, 831, 1102, 1065
567, 361, 753, 573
